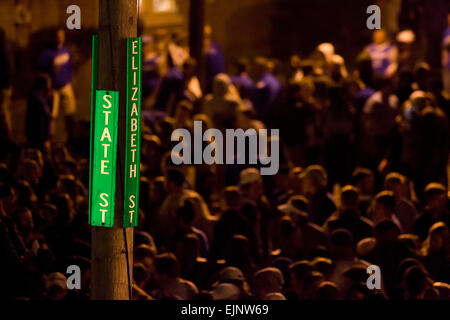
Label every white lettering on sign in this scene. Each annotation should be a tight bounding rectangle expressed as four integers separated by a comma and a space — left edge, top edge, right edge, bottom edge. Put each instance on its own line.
131, 118, 137, 131
126, 40, 140, 226
130, 164, 136, 178
128, 195, 136, 224
99, 93, 113, 177
131, 87, 138, 101
99, 193, 109, 225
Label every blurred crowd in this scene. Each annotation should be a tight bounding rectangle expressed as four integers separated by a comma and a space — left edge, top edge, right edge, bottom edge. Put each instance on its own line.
1, 12, 450, 300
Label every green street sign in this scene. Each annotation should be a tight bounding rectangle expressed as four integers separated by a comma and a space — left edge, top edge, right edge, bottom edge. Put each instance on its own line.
123, 37, 142, 228
89, 90, 119, 227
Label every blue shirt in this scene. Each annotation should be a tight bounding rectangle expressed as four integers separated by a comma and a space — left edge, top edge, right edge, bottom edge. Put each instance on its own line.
366, 42, 396, 77
253, 72, 281, 118
442, 26, 450, 68
231, 73, 255, 100
205, 41, 225, 93
38, 46, 73, 89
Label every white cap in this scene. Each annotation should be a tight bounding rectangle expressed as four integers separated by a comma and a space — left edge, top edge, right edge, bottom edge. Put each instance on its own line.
45, 272, 67, 290
210, 283, 241, 300
396, 30, 415, 44
317, 42, 335, 61
239, 168, 261, 186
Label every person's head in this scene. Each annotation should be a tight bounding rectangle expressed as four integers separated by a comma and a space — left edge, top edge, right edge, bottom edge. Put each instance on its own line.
352, 168, 374, 196
13, 207, 34, 236
345, 282, 371, 300
150, 176, 166, 203
51, 192, 75, 226
32, 73, 52, 98
340, 185, 359, 211
239, 168, 263, 201
424, 183, 446, 212
413, 62, 431, 90
51, 143, 71, 166
288, 260, 314, 297
182, 57, 197, 79
422, 222, 448, 255
56, 28, 65, 48
288, 195, 310, 217
288, 167, 304, 194
384, 172, 407, 200
226, 234, 253, 267
45, 272, 67, 300
279, 215, 304, 257
298, 77, 315, 102
374, 219, 401, 244
253, 57, 271, 79
210, 282, 242, 300
372, 29, 388, 45
15, 180, 37, 207
134, 244, 157, 273
371, 191, 396, 223
175, 233, 200, 274
203, 25, 213, 48
0, 182, 15, 215
154, 253, 180, 284
252, 267, 284, 299
133, 262, 150, 288
18, 159, 42, 185
221, 186, 241, 211
174, 100, 193, 125
193, 113, 212, 129
176, 198, 196, 230
402, 265, 430, 299
378, 77, 395, 95
56, 174, 78, 202
314, 281, 340, 300
300, 165, 328, 196
134, 231, 155, 248
217, 266, 246, 290
317, 42, 335, 63
165, 169, 185, 193
302, 270, 325, 299
236, 57, 250, 75
330, 229, 355, 260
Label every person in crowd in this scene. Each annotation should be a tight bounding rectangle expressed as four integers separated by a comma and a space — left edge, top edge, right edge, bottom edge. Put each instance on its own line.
37, 29, 76, 144
152, 253, 198, 300
419, 222, 450, 283
351, 167, 375, 216
365, 29, 398, 79
203, 73, 241, 132
368, 190, 403, 232
252, 267, 284, 299
442, 13, 450, 94
384, 172, 418, 233
204, 25, 226, 94
252, 57, 281, 121
231, 57, 255, 102
324, 185, 373, 242
361, 77, 400, 172
26, 74, 53, 150
0, 28, 13, 141
414, 183, 450, 241
300, 165, 336, 226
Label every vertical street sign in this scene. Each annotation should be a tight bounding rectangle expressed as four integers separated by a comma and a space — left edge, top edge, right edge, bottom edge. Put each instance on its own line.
89, 90, 119, 227
123, 37, 142, 228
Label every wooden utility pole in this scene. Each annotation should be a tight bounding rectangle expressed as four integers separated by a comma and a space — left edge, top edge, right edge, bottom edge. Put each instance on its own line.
91, 0, 136, 300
